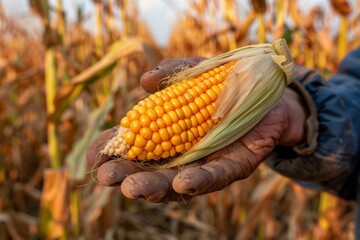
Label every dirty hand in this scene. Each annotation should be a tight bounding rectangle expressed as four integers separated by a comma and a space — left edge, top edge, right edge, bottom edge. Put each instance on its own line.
86, 57, 307, 203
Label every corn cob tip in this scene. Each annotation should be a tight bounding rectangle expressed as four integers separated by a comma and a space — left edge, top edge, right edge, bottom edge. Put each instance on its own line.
100, 127, 130, 158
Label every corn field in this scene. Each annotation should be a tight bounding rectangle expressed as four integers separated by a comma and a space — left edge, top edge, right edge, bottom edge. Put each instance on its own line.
0, 0, 359, 239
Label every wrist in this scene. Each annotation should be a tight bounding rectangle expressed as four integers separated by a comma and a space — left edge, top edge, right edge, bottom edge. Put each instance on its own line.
279, 87, 307, 146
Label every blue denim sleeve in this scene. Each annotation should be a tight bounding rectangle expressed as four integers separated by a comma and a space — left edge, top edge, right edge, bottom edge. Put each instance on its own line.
266, 48, 360, 201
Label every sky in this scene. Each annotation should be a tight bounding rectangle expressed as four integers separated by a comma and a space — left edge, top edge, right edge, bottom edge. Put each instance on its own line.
2, 0, 338, 46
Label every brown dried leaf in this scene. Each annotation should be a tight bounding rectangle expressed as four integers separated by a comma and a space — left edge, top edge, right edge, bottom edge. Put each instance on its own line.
330, 0, 352, 16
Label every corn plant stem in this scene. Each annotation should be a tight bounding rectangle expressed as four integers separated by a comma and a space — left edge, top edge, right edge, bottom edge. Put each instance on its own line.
257, 14, 265, 43
305, 48, 314, 68
275, 0, 286, 39
45, 49, 61, 168
95, 1, 103, 56
0, 166, 4, 183
228, 32, 237, 50
318, 50, 327, 70
318, 192, 332, 230
239, 206, 247, 225
56, 0, 66, 45
70, 189, 80, 236
120, 0, 130, 37
105, 3, 116, 40
338, 16, 347, 62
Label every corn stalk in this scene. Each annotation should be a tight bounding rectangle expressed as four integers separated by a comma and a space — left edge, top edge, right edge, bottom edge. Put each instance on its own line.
337, 16, 347, 61
45, 49, 61, 168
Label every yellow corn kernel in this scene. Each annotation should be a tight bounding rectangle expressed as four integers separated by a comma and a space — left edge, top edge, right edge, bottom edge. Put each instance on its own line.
154, 97, 164, 106
149, 121, 159, 132
178, 96, 187, 106
198, 82, 208, 91
190, 127, 199, 138
184, 119, 192, 129
168, 111, 179, 123
162, 113, 173, 126
197, 126, 205, 137
188, 102, 199, 114
127, 149, 136, 159
160, 93, 170, 102
203, 79, 213, 88
187, 130, 195, 142
145, 140, 156, 152
134, 135, 147, 148
170, 147, 177, 157
130, 120, 141, 133
212, 85, 221, 94
163, 101, 174, 112
131, 146, 143, 156
146, 109, 157, 121
181, 105, 192, 118
156, 118, 166, 128
173, 88, 183, 97
190, 116, 197, 127
166, 126, 174, 138
180, 131, 188, 143
152, 132, 162, 144
170, 135, 181, 146
153, 144, 163, 156
159, 128, 170, 141
137, 151, 147, 160
185, 142, 192, 151
175, 108, 185, 120
172, 123, 182, 135
201, 122, 210, 133
166, 90, 176, 98
200, 108, 210, 120
154, 106, 164, 117
139, 115, 151, 127
200, 93, 211, 105
124, 131, 136, 145
194, 97, 205, 109
145, 100, 155, 108
206, 105, 214, 115
120, 117, 130, 128
134, 105, 147, 115
187, 89, 199, 98
140, 127, 152, 140
170, 98, 181, 109
146, 152, 155, 160
161, 141, 172, 151
175, 144, 185, 153
195, 112, 205, 124
193, 86, 204, 95
127, 110, 140, 121
161, 151, 170, 159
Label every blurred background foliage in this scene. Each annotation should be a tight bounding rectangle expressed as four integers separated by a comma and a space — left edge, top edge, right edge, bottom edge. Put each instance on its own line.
0, 0, 359, 239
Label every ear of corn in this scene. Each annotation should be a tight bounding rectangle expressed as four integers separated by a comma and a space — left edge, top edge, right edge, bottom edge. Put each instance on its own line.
101, 61, 234, 160
101, 39, 294, 168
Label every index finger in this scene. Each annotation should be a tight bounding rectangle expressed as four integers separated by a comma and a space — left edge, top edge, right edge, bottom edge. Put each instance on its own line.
86, 126, 118, 167
140, 57, 206, 93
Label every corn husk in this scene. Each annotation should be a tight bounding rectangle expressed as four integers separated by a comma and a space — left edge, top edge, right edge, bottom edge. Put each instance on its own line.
161, 39, 294, 168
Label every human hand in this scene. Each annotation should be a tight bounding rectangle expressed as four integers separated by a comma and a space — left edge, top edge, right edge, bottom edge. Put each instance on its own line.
87, 57, 307, 203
